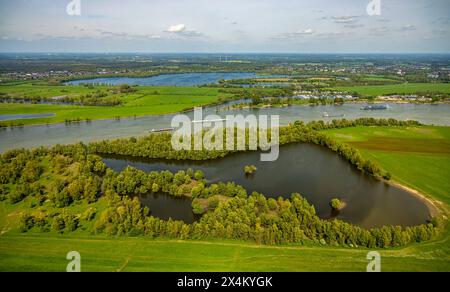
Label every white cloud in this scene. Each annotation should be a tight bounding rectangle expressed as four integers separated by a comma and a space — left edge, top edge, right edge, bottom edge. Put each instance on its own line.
297, 28, 315, 35
333, 16, 360, 24
271, 28, 316, 40
167, 24, 186, 33
164, 24, 205, 38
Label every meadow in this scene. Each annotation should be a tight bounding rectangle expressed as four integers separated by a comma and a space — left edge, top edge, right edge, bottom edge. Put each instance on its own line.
0, 231, 449, 272
324, 126, 450, 207
0, 84, 230, 126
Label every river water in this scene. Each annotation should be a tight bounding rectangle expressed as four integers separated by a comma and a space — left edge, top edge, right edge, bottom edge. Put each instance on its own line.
1, 103, 449, 152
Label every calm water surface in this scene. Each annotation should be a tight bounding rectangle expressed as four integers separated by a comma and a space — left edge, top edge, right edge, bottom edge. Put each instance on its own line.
135, 192, 199, 224
66, 72, 259, 86
0, 113, 55, 121
1, 103, 449, 152
103, 143, 431, 228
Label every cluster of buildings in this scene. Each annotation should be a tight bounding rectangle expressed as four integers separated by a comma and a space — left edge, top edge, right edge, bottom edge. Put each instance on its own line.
293, 91, 357, 101
378, 95, 433, 102
0, 69, 137, 81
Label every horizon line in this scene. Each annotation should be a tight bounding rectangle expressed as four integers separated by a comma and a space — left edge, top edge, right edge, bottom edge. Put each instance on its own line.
1, 51, 450, 55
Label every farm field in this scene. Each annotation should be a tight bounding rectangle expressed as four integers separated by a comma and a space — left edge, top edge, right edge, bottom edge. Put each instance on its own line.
323, 126, 450, 208
0, 84, 229, 126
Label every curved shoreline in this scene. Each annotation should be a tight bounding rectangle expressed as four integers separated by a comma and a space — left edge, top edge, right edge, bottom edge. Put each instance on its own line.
386, 180, 445, 219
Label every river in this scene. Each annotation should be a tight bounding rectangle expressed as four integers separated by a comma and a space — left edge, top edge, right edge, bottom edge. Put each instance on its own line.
1, 103, 449, 152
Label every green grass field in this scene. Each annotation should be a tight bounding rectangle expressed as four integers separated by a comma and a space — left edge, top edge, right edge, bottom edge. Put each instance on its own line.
0, 84, 229, 126
0, 195, 449, 272
330, 83, 450, 97
0, 125, 449, 272
324, 126, 450, 207
0, 232, 449, 272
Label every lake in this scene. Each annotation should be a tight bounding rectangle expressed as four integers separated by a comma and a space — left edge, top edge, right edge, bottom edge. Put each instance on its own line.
102, 143, 432, 228
66, 72, 259, 86
1, 103, 449, 152
136, 192, 199, 223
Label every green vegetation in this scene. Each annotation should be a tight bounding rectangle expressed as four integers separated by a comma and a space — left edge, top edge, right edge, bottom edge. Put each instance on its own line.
1, 144, 439, 248
244, 165, 258, 175
329, 83, 450, 98
89, 118, 420, 181
324, 125, 450, 207
0, 230, 449, 272
0, 84, 232, 127
330, 199, 344, 211
1, 119, 449, 271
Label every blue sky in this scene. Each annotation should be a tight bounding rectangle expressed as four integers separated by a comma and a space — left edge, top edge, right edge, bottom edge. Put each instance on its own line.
0, 0, 449, 53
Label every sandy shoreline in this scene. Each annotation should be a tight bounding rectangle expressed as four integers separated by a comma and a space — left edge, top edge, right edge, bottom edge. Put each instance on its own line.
386, 180, 445, 219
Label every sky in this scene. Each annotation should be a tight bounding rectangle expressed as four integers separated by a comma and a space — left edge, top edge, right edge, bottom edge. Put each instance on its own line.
0, 0, 449, 53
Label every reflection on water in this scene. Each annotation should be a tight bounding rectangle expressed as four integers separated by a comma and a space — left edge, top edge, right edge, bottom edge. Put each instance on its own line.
134, 192, 199, 224
1, 103, 449, 152
66, 72, 259, 86
103, 143, 431, 229
0, 113, 56, 121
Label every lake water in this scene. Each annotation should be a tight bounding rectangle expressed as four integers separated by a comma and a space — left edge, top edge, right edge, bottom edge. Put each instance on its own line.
1, 103, 449, 152
0, 113, 55, 121
135, 192, 199, 223
103, 143, 432, 228
66, 72, 259, 86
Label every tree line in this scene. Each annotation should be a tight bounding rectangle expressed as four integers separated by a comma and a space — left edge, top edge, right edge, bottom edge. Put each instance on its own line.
88, 118, 421, 178
0, 141, 443, 248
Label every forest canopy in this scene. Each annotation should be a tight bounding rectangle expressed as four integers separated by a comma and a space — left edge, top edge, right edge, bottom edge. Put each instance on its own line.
0, 118, 441, 248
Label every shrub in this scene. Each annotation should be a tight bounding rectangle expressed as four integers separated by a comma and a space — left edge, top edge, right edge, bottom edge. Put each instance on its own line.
194, 170, 204, 181
0, 185, 7, 201
50, 191, 73, 208
192, 199, 207, 215
9, 184, 29, 204
330, 198, 343, 211
208, 196, 220, 209
82, 207, 97, 221
52, 212, 79, 232
244, 165, 257, 175
19, 213, 35, 232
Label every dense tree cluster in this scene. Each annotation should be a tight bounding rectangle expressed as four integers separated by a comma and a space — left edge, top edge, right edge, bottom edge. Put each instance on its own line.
89, 133, 232, 161
83, 184, 442, 247
305, 118, 421, 130
0, 85, 139, 106
89, 118, 417, 178
0, 118, 444, 249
